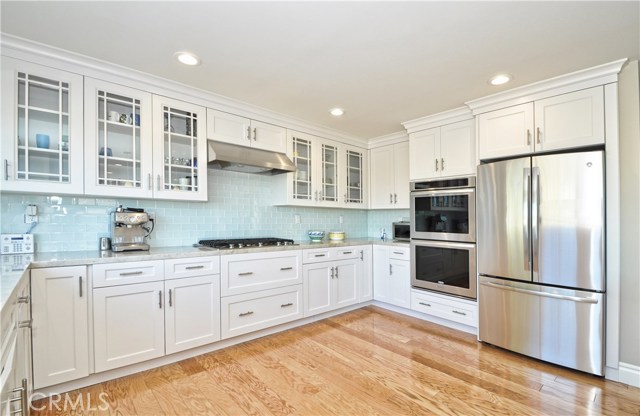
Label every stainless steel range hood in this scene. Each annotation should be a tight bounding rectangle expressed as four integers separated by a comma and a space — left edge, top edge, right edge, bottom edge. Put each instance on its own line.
207, 140, 296, 175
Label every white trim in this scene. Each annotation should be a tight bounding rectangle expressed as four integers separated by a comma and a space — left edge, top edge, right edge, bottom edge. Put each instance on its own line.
0, 34, 367, 147
618, 362, 640, 388
465, 59, 627, 115
367, 131, 409, 149
402, 107, 473, 134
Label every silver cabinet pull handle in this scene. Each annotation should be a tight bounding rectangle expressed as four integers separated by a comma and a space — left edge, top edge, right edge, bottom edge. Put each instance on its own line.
330, 266, 335, 279
169, 289, 172, 307
239, 311, 254, 317
17, 296, 29, 304
280, 266, 293, 271
527, 129, 531, 145
536, 127, 541, 144
435, 158, 438, 171
389, 264, 393, 275
3, 159, 8, 180
281, 303, 293, 308
120, 271, 144, 276
247, 126, 251, 141
389, 193, 393, 204
314, 254, 326, 257
185, 265, 205, 270
79, 276, 83, 297
452, 310, 467, 316
342, 251, 353, 255
157, 174, 161, 191
253, 127, 257, 141
17, 319, 32, 329
238, 271, 254, 276
344, 193, 347, 203
419, 302, 431, 307
148, 173, 152, 191
159, 290, 163, 308
394, 193, 397, 204
393, 251, 404, 255
441, 158, 445, 171
335, 267, 339, 278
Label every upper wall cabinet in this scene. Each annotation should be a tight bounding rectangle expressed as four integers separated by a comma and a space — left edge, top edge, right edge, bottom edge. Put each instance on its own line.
369, 141, 409, 209
477, 86, 605, 160
274, 130, 368, 209
207, 109, 287, 153
409, 119, 475, 180
1, 57, 84, 194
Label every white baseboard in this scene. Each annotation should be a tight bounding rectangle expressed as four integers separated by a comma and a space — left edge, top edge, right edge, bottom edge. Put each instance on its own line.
618, 362, 640, 388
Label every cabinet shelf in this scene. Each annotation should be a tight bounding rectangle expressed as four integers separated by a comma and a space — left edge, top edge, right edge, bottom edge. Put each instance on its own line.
18, 104, 69, 117
99, 119, 141, 130
18, 145, 69, 155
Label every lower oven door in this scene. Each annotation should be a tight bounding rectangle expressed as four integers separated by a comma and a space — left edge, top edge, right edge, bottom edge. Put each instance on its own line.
411, 240, 477, 299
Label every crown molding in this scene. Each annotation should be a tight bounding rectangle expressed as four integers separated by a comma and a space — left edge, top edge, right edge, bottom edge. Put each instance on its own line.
465, 58, 628, 115
401, 106, 473, 134
0, 33, 368, 147
367, 130, 409, 149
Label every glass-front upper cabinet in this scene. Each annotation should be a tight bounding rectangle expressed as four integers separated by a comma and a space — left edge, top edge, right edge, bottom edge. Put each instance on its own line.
343, 145, 367, 208
84, 77, 153, 198
320, 143, 339, 205
152, 95, 207, 201
291, 135, 313, 202
1, 57, 84, 194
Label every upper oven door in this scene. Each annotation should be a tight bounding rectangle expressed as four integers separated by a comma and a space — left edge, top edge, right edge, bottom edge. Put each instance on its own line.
410, 188, 476, 242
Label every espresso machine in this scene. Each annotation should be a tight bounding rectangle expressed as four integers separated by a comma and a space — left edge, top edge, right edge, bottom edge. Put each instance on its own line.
110, 206, 154, 252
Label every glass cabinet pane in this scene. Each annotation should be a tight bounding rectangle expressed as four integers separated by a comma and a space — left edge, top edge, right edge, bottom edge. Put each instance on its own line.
95, 91, 142, 187
292, 137, 312, 200
346, 150, 363, 203
162, 106, 198, 192
321, 144, 338, 202
14, 72, 71, 183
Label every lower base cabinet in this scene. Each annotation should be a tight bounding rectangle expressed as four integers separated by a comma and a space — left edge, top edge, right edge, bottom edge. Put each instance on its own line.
221, 285, 303, 339
411, 289, 477, 328
303, 259, 359, 316
373, 246, 411, 308
31, 266, 89, 389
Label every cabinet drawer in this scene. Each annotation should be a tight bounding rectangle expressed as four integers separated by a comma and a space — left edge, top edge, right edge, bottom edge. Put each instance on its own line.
411, 290, 476, 327
333, 246, 360, 260
221, 251, 302, 296
221, 285, 303, 339
164, 256, 220, 280
302, 248, 334, 264
93, 260, 164, 288
388, 247, 410, 261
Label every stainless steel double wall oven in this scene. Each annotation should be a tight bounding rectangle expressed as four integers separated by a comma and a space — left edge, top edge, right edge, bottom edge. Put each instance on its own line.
410, 176, 477, 299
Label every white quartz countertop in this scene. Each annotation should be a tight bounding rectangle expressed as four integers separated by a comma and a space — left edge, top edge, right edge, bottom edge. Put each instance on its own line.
0, 238, 408, 310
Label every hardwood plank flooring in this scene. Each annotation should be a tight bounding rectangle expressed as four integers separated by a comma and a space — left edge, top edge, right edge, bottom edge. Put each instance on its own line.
31, 306, 640, 415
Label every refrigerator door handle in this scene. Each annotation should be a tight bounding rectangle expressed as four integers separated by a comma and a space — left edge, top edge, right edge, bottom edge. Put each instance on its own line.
523, 167, 531, 271
479, 281, 599, 304
531, 166, 540, 279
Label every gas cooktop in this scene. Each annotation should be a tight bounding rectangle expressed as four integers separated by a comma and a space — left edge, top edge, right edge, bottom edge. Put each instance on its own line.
198, 237, 296, 250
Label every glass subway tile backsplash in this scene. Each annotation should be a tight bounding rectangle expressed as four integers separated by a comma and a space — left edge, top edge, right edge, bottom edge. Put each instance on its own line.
0, 170, 404, 252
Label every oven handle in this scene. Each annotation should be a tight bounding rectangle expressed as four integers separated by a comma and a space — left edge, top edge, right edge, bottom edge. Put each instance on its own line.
410, 188, 475, 197
410, 240, 476, 250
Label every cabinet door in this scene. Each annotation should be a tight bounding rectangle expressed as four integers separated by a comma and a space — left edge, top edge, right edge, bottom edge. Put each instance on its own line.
534, 87, 605, 152
250, 120, 287, 153
152, 95, 207, 201
389, 258, 411, 308
409, 127, 440, 180
207, 109, 251, 147
303, 262, 333, 316
440, 119, 476, 177
319, 140, 340, 206
165, 275, 220, 354
289, 132, 315, 205
31, 266, 88, 389
84, 77, 153, 198
358, 246, 373, 302
393, 141, 410, 208
478, 103, 534, 160
1, 57, 84, 194
343, 145, 367, 208
372, 246, 389, 302
369, 146, 395, 208
334, 259, 359, 309
93, 281, 164, 372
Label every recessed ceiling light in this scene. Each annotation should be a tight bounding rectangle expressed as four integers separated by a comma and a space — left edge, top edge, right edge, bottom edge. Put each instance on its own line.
175, 51, 201, 66
489, 74, 512, 86
330, 108, 345, 116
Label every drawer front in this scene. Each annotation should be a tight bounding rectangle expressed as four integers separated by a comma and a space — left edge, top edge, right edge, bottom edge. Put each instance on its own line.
221, 285, 303, 339
93, 260, 164, 288
388, 247, 410, 261
164, 256, 220, 280
222, 251, 302, 296
333, 246, 360, 260
411, 291, 476, 327
302, 248, 334, 264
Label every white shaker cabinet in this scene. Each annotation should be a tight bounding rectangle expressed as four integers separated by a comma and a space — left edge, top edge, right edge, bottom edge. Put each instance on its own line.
207, 109, 287, 153
31, 266, 89, 389
358, 246, 373, 302
478, 86, 605, 160
410, 120, 475, 180
1, 57, 84, 195
373, 246, 411, 308
369, 141, 409, 209
303, 258, 359, 317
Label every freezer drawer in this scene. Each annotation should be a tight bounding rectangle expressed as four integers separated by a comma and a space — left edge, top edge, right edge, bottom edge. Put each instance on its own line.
478, 276, 604, 376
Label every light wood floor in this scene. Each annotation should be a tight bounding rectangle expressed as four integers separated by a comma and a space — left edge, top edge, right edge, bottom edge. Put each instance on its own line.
32, 306, 639, 415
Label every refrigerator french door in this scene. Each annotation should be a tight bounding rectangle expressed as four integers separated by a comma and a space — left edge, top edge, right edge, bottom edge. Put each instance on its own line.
477, 150, 605, 375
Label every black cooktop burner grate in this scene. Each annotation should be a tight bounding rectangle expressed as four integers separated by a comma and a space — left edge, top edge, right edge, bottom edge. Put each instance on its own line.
198, 237, 295, 249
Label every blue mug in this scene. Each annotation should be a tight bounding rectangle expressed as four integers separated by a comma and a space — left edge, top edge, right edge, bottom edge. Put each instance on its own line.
35, 134, 50, 149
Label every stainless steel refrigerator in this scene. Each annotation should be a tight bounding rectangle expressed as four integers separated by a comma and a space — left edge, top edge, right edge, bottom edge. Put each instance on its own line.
477, 150, 605, 376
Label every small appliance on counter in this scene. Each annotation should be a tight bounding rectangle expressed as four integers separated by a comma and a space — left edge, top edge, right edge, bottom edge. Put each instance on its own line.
392, 221, 410, 242
110, 206, 154, 252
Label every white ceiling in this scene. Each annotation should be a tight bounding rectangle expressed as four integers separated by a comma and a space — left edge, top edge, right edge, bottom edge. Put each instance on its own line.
1, 1, 638, 141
